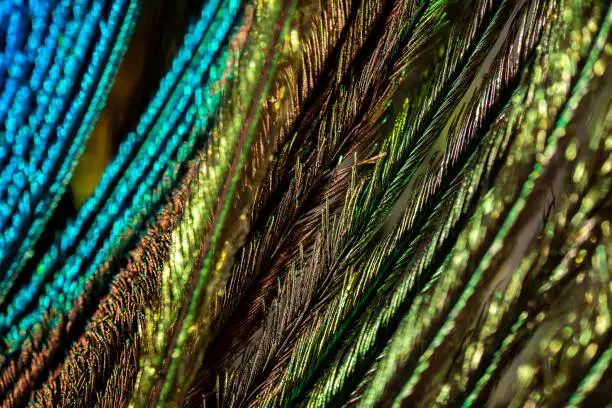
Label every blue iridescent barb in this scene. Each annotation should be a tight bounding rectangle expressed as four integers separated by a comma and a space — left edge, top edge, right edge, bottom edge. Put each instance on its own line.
0, 1, 58, 126
0, 0, 140, 305
0, 0, 241, 349
0, 0, 74, 198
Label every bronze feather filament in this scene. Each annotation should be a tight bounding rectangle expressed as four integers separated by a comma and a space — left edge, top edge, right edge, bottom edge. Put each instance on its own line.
0, 0, 610, 406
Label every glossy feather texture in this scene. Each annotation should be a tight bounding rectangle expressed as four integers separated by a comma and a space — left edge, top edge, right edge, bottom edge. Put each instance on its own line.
0, 0, 610, 407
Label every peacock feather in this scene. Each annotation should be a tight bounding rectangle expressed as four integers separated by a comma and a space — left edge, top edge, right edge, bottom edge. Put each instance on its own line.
0, 0, 610, 407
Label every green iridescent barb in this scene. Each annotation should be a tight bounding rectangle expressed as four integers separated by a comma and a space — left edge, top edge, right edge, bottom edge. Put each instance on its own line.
0, 0, 610, 406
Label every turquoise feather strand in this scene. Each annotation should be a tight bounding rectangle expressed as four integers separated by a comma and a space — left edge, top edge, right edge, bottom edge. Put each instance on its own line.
0, 0, 242, 351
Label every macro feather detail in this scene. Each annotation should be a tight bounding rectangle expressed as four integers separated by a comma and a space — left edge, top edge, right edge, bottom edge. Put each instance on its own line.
0, 0, 611, 407
131, 0, 302, 405
191, 1, 451, 404
0, 0, 140, 306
